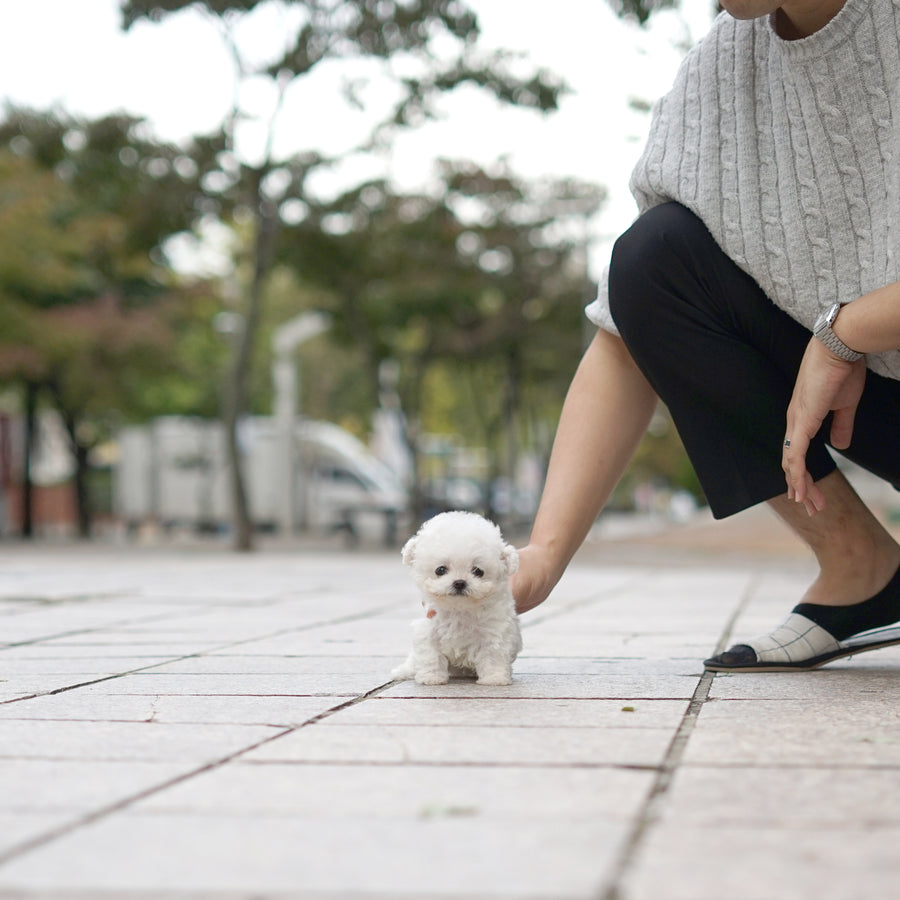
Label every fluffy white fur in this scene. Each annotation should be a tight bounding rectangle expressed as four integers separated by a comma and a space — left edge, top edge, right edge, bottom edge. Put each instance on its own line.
391, 511, 522, 686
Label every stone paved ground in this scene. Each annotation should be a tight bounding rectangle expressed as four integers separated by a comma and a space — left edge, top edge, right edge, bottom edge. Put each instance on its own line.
2, 507, 900, 899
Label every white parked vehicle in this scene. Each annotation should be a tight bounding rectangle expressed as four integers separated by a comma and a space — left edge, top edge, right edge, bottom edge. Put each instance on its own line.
114, 416, 408, 543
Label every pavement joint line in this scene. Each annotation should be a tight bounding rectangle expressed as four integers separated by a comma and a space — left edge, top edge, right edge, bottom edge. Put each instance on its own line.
1, 597, 402, 654
297, 680, 398, 727
237, 759, 666, 771
594, 578, 757, 900
0, 727, 290, 868
0, 608, 210, 651
595, 669, 716, 900
0, 680, 396, 868
0, 591, 139, 607
710, 571, 760, 658
0, 593, 292, 649
0, 602, 404, 707
377, 696, 695, 702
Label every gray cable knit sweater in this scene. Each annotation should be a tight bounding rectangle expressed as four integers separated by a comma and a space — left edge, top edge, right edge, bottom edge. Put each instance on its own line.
586, 0, 900, 381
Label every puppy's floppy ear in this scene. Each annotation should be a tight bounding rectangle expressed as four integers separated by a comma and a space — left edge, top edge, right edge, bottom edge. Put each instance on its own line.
401, 535, 417, 566
500, 543, 519, 576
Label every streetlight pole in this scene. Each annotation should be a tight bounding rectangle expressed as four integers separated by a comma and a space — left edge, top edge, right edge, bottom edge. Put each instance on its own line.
271, 312, 330, 535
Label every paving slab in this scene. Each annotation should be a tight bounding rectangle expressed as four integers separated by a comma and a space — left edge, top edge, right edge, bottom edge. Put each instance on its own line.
0, 719, 283, 762
684, 698, 900, 767
242, 722, 677, 767
0, 814, 626, 898
134, 762, 654, 819
657, 765, 900, 828
145, 654, 397, 675
379, 673, 697, 699
0, 692, 344, 726
0, 759, 192, 813
324, 696, 689, 728
0, 813, 82, 858
708, 655, 900, 699
2, 520, 900, 899
65, 671, 385, 696
619, 825, 900, 900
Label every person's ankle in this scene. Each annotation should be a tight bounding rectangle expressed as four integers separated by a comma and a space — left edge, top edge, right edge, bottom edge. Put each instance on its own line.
794, 563, 900, 640
805, 543, 900, 607
802, 548, 900, 606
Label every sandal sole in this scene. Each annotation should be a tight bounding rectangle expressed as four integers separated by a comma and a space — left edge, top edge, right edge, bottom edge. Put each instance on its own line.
704, 626, 900, 673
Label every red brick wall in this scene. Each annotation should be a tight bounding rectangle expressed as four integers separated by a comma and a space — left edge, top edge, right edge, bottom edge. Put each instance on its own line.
5, 482, 77, 534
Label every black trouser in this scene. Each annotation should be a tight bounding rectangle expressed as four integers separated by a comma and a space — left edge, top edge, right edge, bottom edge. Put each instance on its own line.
607, 202, 900, 519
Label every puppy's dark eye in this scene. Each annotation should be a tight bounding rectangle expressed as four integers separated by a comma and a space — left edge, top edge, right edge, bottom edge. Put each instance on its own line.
472, 567, 484, 578
435, 566, 448, 576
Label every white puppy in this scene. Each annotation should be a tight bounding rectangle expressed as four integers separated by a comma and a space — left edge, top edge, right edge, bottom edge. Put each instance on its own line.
391, 511, 522, 686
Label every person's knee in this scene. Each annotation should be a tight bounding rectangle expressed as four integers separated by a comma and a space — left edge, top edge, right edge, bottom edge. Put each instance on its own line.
608, 202, 702, 338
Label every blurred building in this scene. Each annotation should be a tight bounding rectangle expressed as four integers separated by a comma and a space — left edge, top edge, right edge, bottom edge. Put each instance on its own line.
0, 411, 79, 537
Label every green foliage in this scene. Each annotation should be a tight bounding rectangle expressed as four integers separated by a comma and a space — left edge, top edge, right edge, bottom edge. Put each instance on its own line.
278, 161, 603, 475
122, 0, 267, 28
125, 286, 231, 420
605, 0, 680, 25
0, 153, 92, 316
0, 111, 231, 484
122, 0, 691, 33
0, 109, 207, 298
119, 0, 570, 547
0, 0, 700, 540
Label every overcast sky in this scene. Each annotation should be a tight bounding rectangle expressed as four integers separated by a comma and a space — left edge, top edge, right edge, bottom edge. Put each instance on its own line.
0, 0, 715, 276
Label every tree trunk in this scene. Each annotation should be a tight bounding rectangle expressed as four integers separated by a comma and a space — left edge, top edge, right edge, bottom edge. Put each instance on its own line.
222, 195, 279, 552
222, 349, 252, 551
401, 355, 429, 525
72, 441, 92, 539
58, 418, 93, 540
21, 381, 38, 539
46, 382, 93, 539
502, 347, 521, 530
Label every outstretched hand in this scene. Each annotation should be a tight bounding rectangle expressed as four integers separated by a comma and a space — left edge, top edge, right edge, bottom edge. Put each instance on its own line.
783, 337, 866, 514
509, 544, 558, 615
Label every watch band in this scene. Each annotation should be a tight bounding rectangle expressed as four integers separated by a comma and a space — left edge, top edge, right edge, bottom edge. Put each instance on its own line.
814, 303, 863, 362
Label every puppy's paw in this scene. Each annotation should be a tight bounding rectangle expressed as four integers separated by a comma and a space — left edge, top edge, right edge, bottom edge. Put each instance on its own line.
390, 654, 416, 681
416, 672, 449, 685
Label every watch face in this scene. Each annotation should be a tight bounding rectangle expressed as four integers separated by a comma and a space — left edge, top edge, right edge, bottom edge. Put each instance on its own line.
816, 303, 839, 334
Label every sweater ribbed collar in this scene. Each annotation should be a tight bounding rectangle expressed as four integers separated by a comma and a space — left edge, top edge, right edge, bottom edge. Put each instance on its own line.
763, 0, 871, 63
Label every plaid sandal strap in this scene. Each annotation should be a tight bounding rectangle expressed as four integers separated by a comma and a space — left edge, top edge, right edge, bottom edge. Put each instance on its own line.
743, 613, 841, 665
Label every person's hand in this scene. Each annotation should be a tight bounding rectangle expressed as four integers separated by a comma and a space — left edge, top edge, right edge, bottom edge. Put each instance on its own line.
510, 544, 559, 614
783, 337, 866, 514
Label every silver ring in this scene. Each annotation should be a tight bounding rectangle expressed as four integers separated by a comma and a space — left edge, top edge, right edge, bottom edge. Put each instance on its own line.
783, 439, 791, 448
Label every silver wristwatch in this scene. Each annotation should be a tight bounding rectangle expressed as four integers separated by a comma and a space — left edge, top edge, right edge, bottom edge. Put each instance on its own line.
813, 303, 863, 362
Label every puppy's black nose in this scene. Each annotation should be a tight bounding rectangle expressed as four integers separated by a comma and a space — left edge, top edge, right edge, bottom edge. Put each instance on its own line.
452, 579, 468, 593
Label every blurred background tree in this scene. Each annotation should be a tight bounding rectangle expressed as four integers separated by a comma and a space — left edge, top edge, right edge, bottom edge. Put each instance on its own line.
0, 0, 707, 542
607, 0, 679, 25
282, 160, 603, 520
0, 114, 225, 536
120, 0, 568, 550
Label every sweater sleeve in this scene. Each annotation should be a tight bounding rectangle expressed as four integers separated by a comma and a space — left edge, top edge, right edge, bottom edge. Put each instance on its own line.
585, 34, 707, 333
